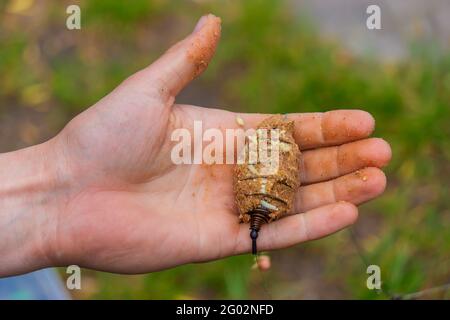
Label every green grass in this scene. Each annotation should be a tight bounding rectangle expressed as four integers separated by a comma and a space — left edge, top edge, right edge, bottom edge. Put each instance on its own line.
1, 0, 450, 299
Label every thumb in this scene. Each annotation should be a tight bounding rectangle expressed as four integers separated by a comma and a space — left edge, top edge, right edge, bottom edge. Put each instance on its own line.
127, 14, 221, 102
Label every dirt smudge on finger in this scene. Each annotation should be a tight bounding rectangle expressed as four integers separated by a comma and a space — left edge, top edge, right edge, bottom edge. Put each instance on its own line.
187, 14, 222, 78
355, 169, 368, 182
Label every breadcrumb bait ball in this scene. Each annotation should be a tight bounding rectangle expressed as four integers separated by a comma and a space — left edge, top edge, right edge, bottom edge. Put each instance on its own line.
234, 115, 301, 255
236, 116, 245, 127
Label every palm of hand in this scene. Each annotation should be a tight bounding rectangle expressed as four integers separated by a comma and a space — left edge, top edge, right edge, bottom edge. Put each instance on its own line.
47, 15, 391, 274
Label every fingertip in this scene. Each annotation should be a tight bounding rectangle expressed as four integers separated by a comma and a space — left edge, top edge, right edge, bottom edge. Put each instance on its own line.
322, 110, 375, 143
364, 167, 387, 196
361, 138, 392, 168
206, 13, 222, 27
187, 14, 222, 76
193, 14, 222, 34
357, 110, 376, 136
335, 201, 359, 225
375, 169, 387, 196
373, 138, 392, 166
137, 14, 222, 100
346, 109, 375, 138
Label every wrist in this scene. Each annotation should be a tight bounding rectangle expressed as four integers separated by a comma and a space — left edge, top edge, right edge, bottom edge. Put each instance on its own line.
0, 138, 71, 276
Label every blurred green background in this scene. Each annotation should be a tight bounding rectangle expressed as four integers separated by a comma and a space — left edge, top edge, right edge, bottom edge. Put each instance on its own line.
1, 0, 450, 299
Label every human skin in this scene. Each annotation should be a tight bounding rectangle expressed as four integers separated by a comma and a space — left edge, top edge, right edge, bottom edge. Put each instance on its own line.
0, 14, 391, 277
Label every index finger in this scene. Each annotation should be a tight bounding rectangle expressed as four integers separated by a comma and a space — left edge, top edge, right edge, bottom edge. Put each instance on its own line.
239, 109, 375, 150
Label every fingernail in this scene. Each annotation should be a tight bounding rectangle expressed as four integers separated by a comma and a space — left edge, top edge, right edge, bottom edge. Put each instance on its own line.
193, 15, 208, 33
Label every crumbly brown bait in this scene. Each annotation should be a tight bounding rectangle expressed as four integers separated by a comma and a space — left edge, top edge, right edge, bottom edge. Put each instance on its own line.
233, 115, 301, 255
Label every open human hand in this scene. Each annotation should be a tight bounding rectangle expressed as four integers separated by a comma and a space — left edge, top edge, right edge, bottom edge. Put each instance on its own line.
0, 15, 391, 276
